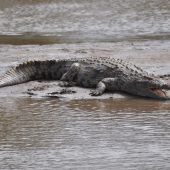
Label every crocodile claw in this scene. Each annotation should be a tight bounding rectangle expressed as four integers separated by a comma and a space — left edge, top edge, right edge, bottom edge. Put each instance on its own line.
89, 90, 103, 96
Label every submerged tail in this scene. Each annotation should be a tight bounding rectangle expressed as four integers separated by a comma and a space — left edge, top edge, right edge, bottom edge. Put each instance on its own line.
0, 60, 58, 88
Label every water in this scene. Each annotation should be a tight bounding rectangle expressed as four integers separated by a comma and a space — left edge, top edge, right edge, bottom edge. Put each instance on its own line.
0, 98, 170, 170
0, 0, 170, 169
0, 0, 170, 44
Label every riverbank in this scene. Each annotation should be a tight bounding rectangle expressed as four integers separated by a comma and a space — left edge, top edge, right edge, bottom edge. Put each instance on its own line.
0, 40, 170, 99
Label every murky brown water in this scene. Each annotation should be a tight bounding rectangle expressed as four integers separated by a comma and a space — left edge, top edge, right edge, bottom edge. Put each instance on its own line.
0, 98, 170, 170
0, 0, 170, 169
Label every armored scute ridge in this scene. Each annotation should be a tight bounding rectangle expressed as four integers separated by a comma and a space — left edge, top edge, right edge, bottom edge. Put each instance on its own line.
0, 57, 170, 99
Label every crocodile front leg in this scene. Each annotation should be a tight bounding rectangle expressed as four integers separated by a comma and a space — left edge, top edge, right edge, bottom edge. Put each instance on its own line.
90, 78, 118, 96
59, 63, 80, 87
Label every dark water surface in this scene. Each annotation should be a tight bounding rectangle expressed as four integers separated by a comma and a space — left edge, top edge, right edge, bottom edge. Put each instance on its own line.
0, 98, 170, 170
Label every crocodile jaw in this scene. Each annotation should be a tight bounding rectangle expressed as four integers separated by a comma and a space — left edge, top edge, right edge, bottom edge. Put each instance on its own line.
149, 88, 169, 99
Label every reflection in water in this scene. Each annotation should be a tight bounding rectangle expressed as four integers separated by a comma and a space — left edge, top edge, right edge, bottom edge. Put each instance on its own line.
0, 97, 170, 169
68, 98, 170, 113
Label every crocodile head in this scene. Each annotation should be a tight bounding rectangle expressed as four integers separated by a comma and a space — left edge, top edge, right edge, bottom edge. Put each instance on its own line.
127, 77, 170, 99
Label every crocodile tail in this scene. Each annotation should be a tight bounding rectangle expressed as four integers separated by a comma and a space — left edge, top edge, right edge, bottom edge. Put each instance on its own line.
0, 61, 39, 88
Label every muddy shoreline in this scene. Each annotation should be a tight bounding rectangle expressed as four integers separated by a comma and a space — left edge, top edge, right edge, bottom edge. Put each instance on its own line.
0, 41, 170, 100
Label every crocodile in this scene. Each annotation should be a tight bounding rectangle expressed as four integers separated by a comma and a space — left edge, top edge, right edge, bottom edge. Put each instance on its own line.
0, 56, 170, 99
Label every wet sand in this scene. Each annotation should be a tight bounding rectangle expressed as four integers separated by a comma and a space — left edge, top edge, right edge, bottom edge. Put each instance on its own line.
0, 41, 170, 99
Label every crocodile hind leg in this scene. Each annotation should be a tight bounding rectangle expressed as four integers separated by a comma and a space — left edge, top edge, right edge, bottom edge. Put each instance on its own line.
90, 78, 118, 96
59, 63, 80, 87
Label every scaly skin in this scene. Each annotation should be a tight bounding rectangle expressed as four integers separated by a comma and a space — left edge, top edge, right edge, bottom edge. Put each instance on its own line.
0, 56, 170, 99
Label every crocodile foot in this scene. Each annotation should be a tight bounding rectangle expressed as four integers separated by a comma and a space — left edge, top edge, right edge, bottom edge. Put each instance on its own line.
89, 90, 103, 96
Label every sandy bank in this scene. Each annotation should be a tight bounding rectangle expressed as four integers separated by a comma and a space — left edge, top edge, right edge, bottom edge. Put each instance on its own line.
0, 41, 170, 99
